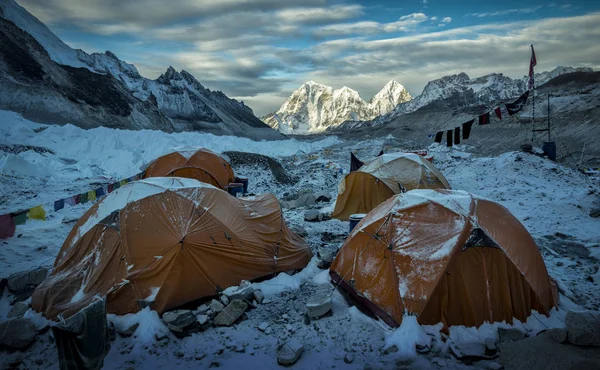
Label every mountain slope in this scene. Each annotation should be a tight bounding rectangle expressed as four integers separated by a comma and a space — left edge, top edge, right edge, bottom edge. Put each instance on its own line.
262, 80, 411, 134
0, 0, 278, 138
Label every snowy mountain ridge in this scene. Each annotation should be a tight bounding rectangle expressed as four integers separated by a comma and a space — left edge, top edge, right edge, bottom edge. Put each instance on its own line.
262, 80, 411, 134
0, 0, 276, 138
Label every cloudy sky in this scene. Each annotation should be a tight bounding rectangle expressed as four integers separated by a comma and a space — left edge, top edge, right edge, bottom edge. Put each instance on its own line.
17, 0, 600, 116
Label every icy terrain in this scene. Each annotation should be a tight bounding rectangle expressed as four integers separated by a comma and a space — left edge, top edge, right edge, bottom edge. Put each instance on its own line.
1, 111, 599, 369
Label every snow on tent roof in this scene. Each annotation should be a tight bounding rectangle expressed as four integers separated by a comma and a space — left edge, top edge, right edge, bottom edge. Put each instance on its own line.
359, 152, 422, 173
71, 177, 216, 248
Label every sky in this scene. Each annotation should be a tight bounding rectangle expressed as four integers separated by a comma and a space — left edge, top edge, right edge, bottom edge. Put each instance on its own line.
15, 0, 600, 116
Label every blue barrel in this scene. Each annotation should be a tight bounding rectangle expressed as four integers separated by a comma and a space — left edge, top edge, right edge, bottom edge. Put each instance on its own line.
235, 176, 249, 194
542, 142, 556, 161
349, 214, 366, 233
227, 183, 244, 197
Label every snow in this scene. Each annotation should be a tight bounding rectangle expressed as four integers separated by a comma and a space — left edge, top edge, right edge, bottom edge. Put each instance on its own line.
108, 307, 170, 344
252, 257, 321, 297
383, 315, 431, 359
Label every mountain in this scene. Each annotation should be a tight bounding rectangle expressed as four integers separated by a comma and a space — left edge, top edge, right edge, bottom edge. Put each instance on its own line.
262, 80, 411, 134
0, 0, 278, 138
330, 66, 594, 132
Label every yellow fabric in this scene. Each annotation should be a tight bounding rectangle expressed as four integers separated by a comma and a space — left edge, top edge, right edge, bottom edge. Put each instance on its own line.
120, 180, 127, 186
88, 190, 97, 201
27, 205, 46, 220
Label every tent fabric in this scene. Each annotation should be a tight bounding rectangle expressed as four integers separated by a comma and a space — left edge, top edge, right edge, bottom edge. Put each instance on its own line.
330, 189, 558, 328
143, 148, 235, 189
332, 153, 451, 220
32, 177, 312, 320
350, 152, 365, 172
52, 298, 110, 370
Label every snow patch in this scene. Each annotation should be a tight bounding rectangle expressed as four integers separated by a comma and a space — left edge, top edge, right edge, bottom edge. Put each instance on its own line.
383, 315, 431, 359
108, 307, 170, 344
252, 257, 321, 297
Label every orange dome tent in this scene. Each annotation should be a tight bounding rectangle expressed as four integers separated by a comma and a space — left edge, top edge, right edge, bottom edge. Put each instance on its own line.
330, 189, 557, 328
332, 153, 450, 220
143, 148, 235, 189
32, 178, 312, 320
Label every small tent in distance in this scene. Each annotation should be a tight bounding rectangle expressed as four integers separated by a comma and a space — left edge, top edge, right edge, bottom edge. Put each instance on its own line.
332, 153, 450, 220
143, 148, 235, 189
330, 189, 558, 328
32, 177, 312, 320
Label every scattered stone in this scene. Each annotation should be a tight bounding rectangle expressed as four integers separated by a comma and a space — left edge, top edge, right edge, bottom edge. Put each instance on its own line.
277, 339, 304, 366
6, 267, 48, 293
539, 328, 567, 344
304, 209, 322, 222
224, 283, 254, 302
383, 344, 398, 355
344, 352, 354, 364
282, 314, 289, 320
209, 360, 220, 368
449, 341, 497, 360
556, 261, 564, 267
197, 315, 210, 326
174, 351, 184, 358
566, 310, 600, 346
590, 208, 600, 218
416, 344, 431, 354
306, 292, 332, 319
162, 310, 202, 337
290, 225, 308, 238
197, 304, 209, 314
487, 362, 503, 369
0, 318, 37, 349
7, 302, 30, 318
194, 353, 206, 361
315, 194, 331, 203
485, 337, 497, 355
209, 299, 225, 314
317, 246, 336, 268
253, 289, 264, 304
498, 328, 526, 343
213, 300, 248, 326
117, 323, 139, 337
258, 322, 269, 332
265, 327, 273, 335
220, 295, 230, 306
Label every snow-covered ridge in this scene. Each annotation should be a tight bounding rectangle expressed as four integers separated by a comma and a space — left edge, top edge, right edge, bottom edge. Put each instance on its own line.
262, 80, 411, 135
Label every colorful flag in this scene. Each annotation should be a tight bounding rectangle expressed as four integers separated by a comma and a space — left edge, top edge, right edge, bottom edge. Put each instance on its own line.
434, 131, 443, 143
454, 127, 461, 145
65, 196, 77, 207
27, 205, 46, 220
11, 210, 28, 225
446, 130, 453, 147
54, 199, 65, 212
120, 179, 127, 187
96, 187, 105, 198
73, 194, 81, 205
479, 112, 490, 125
80, 192, 89, 204
462, 119, 474, 139
88, 190, 97, 202
427, 133, 436, 139
108, 183, 114, 193
494, 107, 502, 120
113, 181, 120, 190
0, 214, 16, 239
528, 45, 537, 90
506, 91, 530, 115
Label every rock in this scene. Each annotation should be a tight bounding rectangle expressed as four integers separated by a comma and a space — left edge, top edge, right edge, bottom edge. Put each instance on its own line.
197, 315, 210, 326
433, 358, 446, 367
383, 344, 398, 355
265, 327, 273, 335
498, 328, 526, 343
194, 353, 206, 361
485, 337, 497, 355
0, 318, 37, 349
304, 210, 322, 222
317, 246, 336, 269
277, 339, 304, 366
224, 284, 254, 302
282, 314, 289, 320
7, 302, 30, 318
209, 299, 225, 314
315, 194, 331, 203
6, 267, 48, 293
197, 304, 209, 314
162, 310, 203, 337
258, 322, 269, 332
290, 225, 308, 238
344, 352, 354, 364
220, 295, 230, 306
213, 300, 248, 326
306, 292, 332, 319
253, 289, 264, 304
487, 362, 503, 369
540, 328, 567, 344
566, 310, 600, 346
590, 208, 600, 218
117, 323, 139, 337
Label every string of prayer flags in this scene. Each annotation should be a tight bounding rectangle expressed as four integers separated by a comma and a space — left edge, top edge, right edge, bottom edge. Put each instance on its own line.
54, 199, 65, 212
454, 127, 461, 145
434, 131, 443, 143
0, 214, 16, 239
95, 187, 105, 198
27, 205, 46, 220
446, 130, 453, 147
11, 210, 28, 225
494, 107, 502, 120
506, 90, 529, 116
479, 112, 490, 125
462, 119, 474, 139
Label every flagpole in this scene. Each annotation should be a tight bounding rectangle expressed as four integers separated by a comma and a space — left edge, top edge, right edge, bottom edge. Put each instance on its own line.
530, 44, 536, 143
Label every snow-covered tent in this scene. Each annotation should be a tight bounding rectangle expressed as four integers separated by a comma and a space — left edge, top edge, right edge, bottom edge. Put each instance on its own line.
330, 189, 558, 328
142, 148, 235, 190
332, 153, 450, 220
32, 178, 312, 320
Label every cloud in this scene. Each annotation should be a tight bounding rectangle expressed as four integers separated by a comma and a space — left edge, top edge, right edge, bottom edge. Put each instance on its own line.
442, 17, 452, 23
465, 6, 543, 18
313, 13, 429, 37
431, 16, 438, 21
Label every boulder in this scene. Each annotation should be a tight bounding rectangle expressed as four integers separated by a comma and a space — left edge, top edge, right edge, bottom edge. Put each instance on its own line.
317, 246, 336, 269
209, 299, 225, 314
540, 328, 567, 344
7, 267, 48, 293
253, 290, 265, 304
197, 315, 210, 326
590, 208, 600, 218
196, 304, 210, 314
116, 323, 139, 337
315, 193, 331, 203
223, 284, 254, 302
7, 302, 30, 318
281, 191, 316, 209
0, 318, 37, 350
162, 310, 203, 337
222, 151, 296, 184
277, 339, 304, 366
344, 353, 354, 364
304, 210, 322, 222
258, 322, 269, 332
306, 292, 332, 319
213, 300, 248, 326
290, 225, 308, 238
485, 337, 497, 355
498, 328, 526, 343
220, 295, 230, 306
566, 310, 600, 346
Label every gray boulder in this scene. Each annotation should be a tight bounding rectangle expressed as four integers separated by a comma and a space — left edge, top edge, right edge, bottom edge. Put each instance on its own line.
162, 310, 203, 337
290, 225, 308, 238
116, 323, 139, 337
7, 267, 48, 293
253, 289, 265, 304
306, 292, 332, 319
566, 310, 600, 346
277, 339, 304, 366
224, 283, 254, 302
317, 246, 336, 269
304, 210, 323, 222
0, 318, 37, 350
7, 302, 30, 318
498, 328, 526, 343
590, 208, 600, 218
209, 299, 225, 314
540, 328, 567, 344
213, 300, 248, 326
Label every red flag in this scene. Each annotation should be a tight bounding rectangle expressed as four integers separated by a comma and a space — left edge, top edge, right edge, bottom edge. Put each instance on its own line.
494, 107, 502, 120
528, 45, 537, 90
